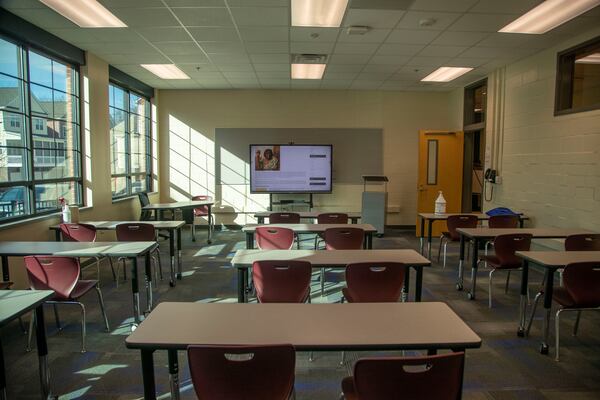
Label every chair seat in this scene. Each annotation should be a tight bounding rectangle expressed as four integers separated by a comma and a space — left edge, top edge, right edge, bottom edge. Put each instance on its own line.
341, 376, 357, 400
552, 287, 577, 308
441, 231, 460, 241
342, 287, 354, 303
479, 255, 522, 270
67, 280, 98, 300
193, 210, 208, 217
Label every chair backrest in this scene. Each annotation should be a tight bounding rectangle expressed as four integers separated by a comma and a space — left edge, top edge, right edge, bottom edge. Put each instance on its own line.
138, 192, 153, 221
493, 233, 532, 266
317, 213, 348, 224
269, 212, 300, 224
563, 262, 600, 308
446, 215, 479, 240
488, 214, 519, 229
115, 223, 156, 242
59, 223, 97, 242
344, 262, 405, 302
255, 226, 295, 250
565, 234, 600, 251
187, 344, 296, 400
351, 352, 465, 400
252, 260, 312, 303
24, 256, 80, 300
324, 227, 364, 250
193, 195, 212, 216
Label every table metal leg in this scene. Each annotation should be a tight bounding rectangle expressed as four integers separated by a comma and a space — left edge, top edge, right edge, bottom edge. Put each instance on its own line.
141, 349, 156, 400
468, 238, 479, 300
237, 268, 246, 303
367, 233, 373, 249
246, 232, 254, 249
540, 268, 555, 355
1, 256, 8, 282
177, 227, 182, 280
427, 220, 434, 258
402, 267, 410, 302
0, 336, 6, 400
517, 260, 529, 337
419, 217, 425, 254
257, 216, 264, 224
351, 217, 358, 224
54, 229, 61, 242
168, 230, 176, 287
456, 236, 465, 291
168, 349, 180, 400
207, 205, 213, 244
145, 253, 153, 314
131, 257, 141, 325
35, 305, 51, 400
415, 267, 423, 302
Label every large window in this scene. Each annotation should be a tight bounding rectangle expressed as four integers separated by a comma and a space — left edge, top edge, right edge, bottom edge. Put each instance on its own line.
109, 83, 151, 198
0, 36, 81, 222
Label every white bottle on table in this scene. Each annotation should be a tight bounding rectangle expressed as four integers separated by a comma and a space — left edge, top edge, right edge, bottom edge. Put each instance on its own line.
62, 203, 72, 223
434, 191, 446, 215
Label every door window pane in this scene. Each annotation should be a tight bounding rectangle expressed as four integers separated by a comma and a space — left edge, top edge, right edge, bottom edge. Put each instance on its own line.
427, 140, 438, 185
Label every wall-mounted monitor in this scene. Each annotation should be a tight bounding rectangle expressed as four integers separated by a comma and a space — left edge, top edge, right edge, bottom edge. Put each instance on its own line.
249, 144, 332, 193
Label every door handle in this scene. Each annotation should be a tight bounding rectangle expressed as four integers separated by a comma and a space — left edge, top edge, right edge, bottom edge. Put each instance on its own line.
418, 185, 427, 192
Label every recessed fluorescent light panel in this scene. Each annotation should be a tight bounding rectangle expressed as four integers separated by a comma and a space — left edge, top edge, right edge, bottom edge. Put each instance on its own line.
141, 64, 190, 80
575, 53, 600, 64
291, 0, 349, 27
499, 0, 600, 34
39, 0, 127, 28
421, 67, 473, 82
291, 63, 326, 79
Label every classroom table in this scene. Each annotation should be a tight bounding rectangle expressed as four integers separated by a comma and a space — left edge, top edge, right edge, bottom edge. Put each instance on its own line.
515, 251, 600, 354
455, 228, 593, 300
231, 249, 431, 303
50, 220, 185, 286
0, 241, 158, 325
126, 302, 482, 400
0, 290, 54, 400
417, 212, 528, 257
254, 211, 361, 224
241, 223, 377, 249
142, 200, 214, 244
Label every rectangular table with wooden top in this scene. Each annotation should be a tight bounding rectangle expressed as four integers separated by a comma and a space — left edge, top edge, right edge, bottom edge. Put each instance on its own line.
254, 211, 361, 224
0, 241, 158, 325
0, 290, 54, 400
231, 249, 431, 303
515, 251, 600, 355
50, 220, 185, 286
417, 212, 528, 257
142, 200, 214, 244
126, 302, 482, 400
242, 223, 377, 250
455, 228, 594, 301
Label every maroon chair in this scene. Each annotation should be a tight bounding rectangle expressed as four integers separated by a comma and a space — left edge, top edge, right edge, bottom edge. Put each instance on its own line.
342, 262, 405, 303
314, 212, 349, 248
478, 233, 532, 308
187, 344, 296, 400
269, 212, 300, 224
255, 226, 295, 250
252, 260, 312, 303
565, 234, 600, 251
24, 256, 109, 353
191, 195, 213, 242
341, 352, 465, 400
437, 215, 478, 269
115, 223, 163, 286
322, 227, 365, 297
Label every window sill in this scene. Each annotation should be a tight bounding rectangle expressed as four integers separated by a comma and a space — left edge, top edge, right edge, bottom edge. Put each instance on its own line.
112, 192, 158, 204
0, 205, 94, 231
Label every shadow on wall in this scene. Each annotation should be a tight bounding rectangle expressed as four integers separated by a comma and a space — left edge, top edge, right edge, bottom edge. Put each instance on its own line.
167, 115, 269, 226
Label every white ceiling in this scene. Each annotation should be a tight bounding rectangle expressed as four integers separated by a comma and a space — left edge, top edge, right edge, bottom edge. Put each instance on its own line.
1, 0, 599, 91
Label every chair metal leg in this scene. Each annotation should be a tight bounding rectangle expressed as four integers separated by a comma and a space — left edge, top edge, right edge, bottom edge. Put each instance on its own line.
53, 304, 62, 331
484, 241, 490, 268
443, 241, 448, 269
526, 291, 543, 336
488, 269, 495, 308
320, 268, 325, 297
108, 257, 117, 282
340, 351, 346, 366
555, 309, 563, 361
78, 302, 86, 353
156, 249, 163, 280
573, 310, 582, 336
18, 317, 26, 335
96, 286, 110, 332
309, 352, 314, 362
505, 270, 511, 293
27, 312, 35, 352
191, 223, 196, 242
437, 236, 443, 263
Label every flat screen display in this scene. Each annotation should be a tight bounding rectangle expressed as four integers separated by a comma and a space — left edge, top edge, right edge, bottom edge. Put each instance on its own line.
249, 144, 332, 193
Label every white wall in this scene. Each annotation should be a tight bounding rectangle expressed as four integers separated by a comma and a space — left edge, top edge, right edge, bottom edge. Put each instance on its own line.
484, 26, 600, 233
157, 89, 462, 225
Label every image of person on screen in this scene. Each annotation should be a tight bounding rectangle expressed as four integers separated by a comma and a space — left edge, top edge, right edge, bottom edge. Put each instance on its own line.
255, 150, 263, 170
261, 148, 280, 171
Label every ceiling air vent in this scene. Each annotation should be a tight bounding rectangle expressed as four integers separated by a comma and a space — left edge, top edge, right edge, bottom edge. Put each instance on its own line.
291, 54, 328, 64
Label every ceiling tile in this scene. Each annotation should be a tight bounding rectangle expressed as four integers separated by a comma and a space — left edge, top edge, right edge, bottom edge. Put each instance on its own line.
458, 46, 534, 59
114, 8, 181, 27
239, 27, 289, 41
337, 29, 391, 43
357, 72, 393, 80
445, 57, 488, 68
406, 55, 451, 66
291, 80, 321, 89
177, 67, 223, 78
136, 27, 192, 42
209, 54, 251, 64
6, 8, 77, 29
396, 11, 462, 30
469, 0, 542, 14
386, 29, 440, 44
320, 81, 351, 89
230, 7, 288, 26
329, 54, 372, 64
323, 71, 359, 80
154, 42, 202, 55
477, 33, 551, 49
245, 42, 289, 54
376, 43, 424, 56
351, 80, 384, 89
227, 0, 289, 6
43, 28, 104, 45
393, 65, 437, 79
418, 45, 468, 57
172, 7, 233, 27
409, 0, 478, 13
253, 64, 291, 72
334, 43, 379, 55
163, 0, 225, 6
379, 81, 413, 90
290, 27, 339, 42
363, 64, 401, 73
430, 31, 489, 46
249, 53, 290, 63
369, 55, 412, 65
215, 64, 255, 71
201, 42, 246, 54
188, 27, 240, 41
169, 54, 211, 63
222, 72, 258, 80
290, 42, 335, 54
325, 64, 365, 72
447, 13, 517, 32
256, 71, 290, 79
343, 9, 406, 29
0, 0, 49, 8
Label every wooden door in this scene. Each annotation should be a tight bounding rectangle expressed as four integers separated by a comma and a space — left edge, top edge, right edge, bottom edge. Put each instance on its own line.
416, 130, 464, 237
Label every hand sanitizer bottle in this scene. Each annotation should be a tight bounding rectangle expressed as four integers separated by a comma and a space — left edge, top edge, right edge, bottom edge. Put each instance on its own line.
62, 203, 72, 223
434, 191, 446, 215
